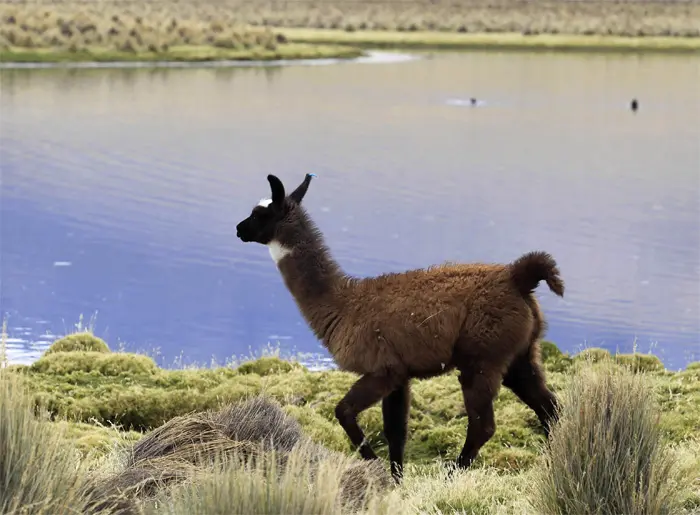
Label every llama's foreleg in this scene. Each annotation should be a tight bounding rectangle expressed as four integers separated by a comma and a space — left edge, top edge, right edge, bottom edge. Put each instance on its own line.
382, 382, 411, 483
502, 353, 559, 438
455, 365, 500, 469
335, 374, 399, 461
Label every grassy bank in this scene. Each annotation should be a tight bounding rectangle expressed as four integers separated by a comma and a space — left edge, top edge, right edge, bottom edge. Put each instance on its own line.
5, 333, 700, 467
0, 43, 362, 63
0, 3, 363, 63
1, 1, 698, 64
279, 28, 700, 53
2, 332, 699, 513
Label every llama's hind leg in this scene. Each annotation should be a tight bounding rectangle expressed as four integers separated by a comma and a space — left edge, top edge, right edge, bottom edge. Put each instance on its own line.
502, 345, 558, 438
335, 374, 399, 461
455, 364, 501, 469
382, 382, 410, 483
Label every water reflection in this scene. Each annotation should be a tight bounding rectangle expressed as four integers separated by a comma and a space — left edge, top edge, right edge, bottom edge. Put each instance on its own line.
1, 50, 698, 370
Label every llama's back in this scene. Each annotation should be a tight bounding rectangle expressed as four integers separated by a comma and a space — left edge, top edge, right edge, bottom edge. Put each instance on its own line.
327, 263, 532, 376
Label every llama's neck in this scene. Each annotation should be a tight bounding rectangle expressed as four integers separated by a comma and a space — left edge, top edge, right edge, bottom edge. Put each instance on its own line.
267, 216, 350, 342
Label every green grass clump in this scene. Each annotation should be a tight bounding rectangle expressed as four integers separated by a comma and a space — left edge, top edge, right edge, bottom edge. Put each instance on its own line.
44, 331, 110, 354
236, 355, 303, 376
2, 335, 700, 514
12, 335, 700, 482
615, 352, 665, 373
530, 361, 685, 515
31, 351, 158, 376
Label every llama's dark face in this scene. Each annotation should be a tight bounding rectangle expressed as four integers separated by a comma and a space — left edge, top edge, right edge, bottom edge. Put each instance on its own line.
236, 174, 313, 247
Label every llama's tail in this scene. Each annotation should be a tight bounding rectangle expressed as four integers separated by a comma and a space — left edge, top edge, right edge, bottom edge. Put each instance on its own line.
509, 251, 564, 298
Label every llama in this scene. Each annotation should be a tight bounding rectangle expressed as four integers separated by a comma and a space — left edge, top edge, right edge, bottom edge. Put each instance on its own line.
236, 173, 564, 483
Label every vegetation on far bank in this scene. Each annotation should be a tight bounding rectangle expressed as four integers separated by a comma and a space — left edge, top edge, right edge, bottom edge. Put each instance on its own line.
279, 28, 700, 53
0, 3, 363, 63
1, 0, 699, 65
2, 330, 699, 514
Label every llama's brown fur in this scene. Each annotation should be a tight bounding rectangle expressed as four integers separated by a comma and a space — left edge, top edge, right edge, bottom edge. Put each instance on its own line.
236, 174, 564, 482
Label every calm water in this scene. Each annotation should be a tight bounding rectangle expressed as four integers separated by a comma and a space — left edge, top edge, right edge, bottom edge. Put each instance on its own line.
1, 51, 699, 370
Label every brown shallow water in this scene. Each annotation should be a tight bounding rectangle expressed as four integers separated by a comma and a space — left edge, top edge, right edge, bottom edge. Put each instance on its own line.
1, 50, 698, 369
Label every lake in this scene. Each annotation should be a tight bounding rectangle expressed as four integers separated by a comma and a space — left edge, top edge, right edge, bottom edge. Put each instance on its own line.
1, 50, 698, 371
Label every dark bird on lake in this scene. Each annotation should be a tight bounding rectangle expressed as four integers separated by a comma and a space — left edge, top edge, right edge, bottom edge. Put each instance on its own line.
470, 97, 477, 106
631, 99, 638, 112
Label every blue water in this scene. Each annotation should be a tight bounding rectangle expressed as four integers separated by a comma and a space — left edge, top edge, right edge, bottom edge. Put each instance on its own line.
1, 51, 699, 370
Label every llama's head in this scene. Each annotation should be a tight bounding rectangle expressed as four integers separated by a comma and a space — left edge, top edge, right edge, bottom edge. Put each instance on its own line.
236, 173, 315, 251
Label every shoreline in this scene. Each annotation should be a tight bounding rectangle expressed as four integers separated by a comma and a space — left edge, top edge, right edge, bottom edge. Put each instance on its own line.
278, 28, 700, 54
1, 29, 698, 67
0, 42, 365, 64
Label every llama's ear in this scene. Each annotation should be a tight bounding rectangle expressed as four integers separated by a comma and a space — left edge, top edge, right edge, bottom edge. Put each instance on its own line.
267, 174, 285, 206
289, 173, 315, 204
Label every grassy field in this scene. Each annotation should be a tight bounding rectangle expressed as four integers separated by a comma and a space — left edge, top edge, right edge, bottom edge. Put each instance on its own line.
0, 2, 364, 63
2, 331, 699, 513
1, 0, 698, 64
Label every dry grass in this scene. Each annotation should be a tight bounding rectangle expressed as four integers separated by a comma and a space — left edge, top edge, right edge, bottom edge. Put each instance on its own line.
0, 2, 364, 61
0, 371, 95, 514
3, 0, 698, 42
279, 27, 700, 51
529, 359, 685, 514
82, 395, 393, 513
146, 442, 399, 515
1, 368, 396, 514
2, 347, 699, 514
0, 0, 697, 63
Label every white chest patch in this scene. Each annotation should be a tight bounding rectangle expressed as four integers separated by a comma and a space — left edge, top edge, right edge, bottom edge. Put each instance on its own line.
258, 198, 273, 208
267, 241, 292, 264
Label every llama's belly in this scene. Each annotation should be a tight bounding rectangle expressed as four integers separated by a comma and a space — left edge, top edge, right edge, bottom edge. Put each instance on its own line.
327, 315, 459, 376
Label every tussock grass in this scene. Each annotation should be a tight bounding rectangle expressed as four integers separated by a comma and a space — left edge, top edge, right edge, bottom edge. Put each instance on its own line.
82, 395, 392, 513
0, 370, 94, 514
530, 359, 686, 514
44, 331, 110, 354
2, 333, 700, 514
0, 3, 363, 62
0, 0, 697, 63
1, 368, 394, 514
149, 445, 396, 515
11, 333, 700, 473
3, 0, 698, 43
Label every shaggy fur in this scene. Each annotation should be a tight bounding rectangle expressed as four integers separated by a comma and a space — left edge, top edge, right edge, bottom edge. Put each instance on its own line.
236, 174, 565, 482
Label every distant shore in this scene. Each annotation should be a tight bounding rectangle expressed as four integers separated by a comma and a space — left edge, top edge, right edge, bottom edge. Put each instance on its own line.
1, 0, 699, 65
0, 42, 363, 64
2, 30, 698, 65
278, 28, 700, 54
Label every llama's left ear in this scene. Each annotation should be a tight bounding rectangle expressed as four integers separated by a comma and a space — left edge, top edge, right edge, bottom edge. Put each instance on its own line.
267, 174, 285, 206
289, 173, 315, 204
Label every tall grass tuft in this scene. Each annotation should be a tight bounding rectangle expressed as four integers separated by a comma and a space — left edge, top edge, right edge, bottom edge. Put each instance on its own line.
0, 371, 93, 514
152, 441, 397, 514
529, 360, 684, 515
1, 318, 8, 369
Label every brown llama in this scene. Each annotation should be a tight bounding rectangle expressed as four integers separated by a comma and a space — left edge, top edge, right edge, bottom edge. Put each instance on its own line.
236, 173, 564, 483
